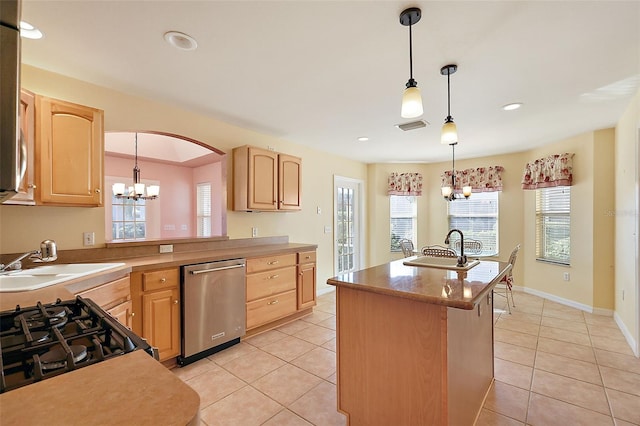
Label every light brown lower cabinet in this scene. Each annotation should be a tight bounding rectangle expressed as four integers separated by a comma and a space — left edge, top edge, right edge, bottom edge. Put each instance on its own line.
131, 267, 181, 361
297, 251, 316, 310
76, 275, 133, 329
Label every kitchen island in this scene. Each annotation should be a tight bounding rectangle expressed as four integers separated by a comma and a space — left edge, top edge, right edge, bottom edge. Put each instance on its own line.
327, 258, 510, 426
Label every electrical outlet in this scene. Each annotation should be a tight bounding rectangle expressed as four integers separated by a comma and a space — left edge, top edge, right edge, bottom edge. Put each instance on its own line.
563, 272, 570, 281
159, 244, 173, 253
324, 225, 332, 234
317, 206, 321, 215
252, 227, 258, 237
83, 232, 95, 246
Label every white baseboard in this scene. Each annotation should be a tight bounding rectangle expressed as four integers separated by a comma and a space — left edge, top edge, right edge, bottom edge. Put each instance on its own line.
614, 311, 640, 357
516, 286, 605, 314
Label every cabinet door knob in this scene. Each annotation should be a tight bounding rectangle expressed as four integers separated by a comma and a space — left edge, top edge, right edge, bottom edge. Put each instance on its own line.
174, 299, 179, 305
28, 184, 36, 189
267, 299, 279, 305
130, 312, 136, 317
95, 188, 101, 193
160, 277, 166, 283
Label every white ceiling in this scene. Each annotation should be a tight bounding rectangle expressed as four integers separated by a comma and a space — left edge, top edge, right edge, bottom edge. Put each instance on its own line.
20, 1, 640, 164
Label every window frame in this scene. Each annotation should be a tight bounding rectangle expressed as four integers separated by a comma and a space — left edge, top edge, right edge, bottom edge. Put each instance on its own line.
111, 196, 147, 241
535, 186, 571, 265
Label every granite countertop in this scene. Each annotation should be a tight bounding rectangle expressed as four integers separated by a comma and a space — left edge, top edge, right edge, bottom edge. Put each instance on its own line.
327, 258, 511, 310
0, 350, 200, 425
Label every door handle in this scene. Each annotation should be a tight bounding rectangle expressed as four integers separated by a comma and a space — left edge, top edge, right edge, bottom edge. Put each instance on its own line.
190, 263, 246, 274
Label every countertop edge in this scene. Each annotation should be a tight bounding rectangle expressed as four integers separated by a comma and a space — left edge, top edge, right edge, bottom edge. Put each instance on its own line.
327, 262, 512, 310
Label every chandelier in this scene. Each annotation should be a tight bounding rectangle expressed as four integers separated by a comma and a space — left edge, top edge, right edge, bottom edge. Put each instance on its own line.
112, 133, 159, 201
441, 142, 472, 201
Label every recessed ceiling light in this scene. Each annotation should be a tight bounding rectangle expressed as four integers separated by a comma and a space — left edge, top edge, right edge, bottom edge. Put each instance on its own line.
20, 21, 43, 39
163, 31, 198, 51
502, 103, 522, 111
357, 137, 369, 142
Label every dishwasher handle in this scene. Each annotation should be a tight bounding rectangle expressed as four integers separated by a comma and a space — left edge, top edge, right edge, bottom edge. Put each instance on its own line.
189, 263, 245, 275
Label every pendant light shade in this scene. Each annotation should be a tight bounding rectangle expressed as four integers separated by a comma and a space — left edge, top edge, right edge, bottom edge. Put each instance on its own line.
401, 85, 423, 118
441, 119, 458, 145
440, 64, 458, 144
400, 8, 423, 119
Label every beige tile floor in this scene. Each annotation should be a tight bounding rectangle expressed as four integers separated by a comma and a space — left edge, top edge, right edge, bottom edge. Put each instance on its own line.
174, 290, 640, 426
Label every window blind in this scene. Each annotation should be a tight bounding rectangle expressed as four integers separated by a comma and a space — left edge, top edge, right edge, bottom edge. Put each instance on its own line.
197, 183, 212, 237
447, 192, 498, 256
536, 186, 571, 264
390, 196, 417, 252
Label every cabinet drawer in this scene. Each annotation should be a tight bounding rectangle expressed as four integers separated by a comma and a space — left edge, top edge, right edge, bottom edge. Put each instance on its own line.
77, 276, 130, 310
246, 290, 297, 330
246, 266, 296, 302
142, 268, 179, 292
246, 253, 296, 274
297, 251, 316, 264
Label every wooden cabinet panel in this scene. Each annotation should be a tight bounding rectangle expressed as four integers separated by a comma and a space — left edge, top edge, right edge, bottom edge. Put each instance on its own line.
246, 289, 297, 330
297, 251, 316, 264
249, 148, 278, 210
246, 266, 296, 302
233, 145, 302, 212
278, 154, 302, 210
3, 89, 36, 205
143, 287, 180, 361
108, 299, 133, 329
246, 253, 296, 274
36, 95, 103, 206
77, 276, 130, 310
142, 268, 179, 292
297, 262, 316, 310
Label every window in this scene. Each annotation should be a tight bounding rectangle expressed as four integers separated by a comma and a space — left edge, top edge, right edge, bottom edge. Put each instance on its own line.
447, 192, 499, 256
536, 186, 571, 264
197, 182, 212, 237
112, 196, 146, 240
390, 196, 417, 252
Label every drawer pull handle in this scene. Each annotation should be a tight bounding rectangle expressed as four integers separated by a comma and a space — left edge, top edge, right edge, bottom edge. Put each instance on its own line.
267, 299, 279, 305
305, 256, 311, 259
268, 274, 279, 280
160, 278, 166, 283
267, 260, 279, 265
130, 312, 136, 317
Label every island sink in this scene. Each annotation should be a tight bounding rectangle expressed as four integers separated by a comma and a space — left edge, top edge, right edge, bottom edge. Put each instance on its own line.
403, 256, 480, 270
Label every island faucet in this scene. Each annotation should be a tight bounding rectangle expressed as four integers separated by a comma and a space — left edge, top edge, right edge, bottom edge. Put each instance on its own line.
444, 229, 467, 267
0, 240, 57, 272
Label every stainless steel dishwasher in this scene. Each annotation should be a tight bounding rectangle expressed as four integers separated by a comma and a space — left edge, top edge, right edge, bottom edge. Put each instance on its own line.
178, 258, 246, 366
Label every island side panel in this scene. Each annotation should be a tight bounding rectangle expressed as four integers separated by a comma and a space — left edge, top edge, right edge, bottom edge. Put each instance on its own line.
336, 286, 448, 426
446, 292, 495, 425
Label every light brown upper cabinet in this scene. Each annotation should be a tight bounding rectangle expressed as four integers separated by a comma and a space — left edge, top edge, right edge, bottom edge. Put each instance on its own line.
233, 145, 302, 212
3, 89, 36, 205
36, 95, 104, 206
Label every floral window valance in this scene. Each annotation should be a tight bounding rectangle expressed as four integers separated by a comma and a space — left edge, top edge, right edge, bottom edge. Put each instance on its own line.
521, 153, 574, 190
388, 172, 423, 196
440, 166, 504, 193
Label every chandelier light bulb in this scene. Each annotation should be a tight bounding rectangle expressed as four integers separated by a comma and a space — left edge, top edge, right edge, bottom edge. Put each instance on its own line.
401, 85, 424, 118
441, 119, 458, 145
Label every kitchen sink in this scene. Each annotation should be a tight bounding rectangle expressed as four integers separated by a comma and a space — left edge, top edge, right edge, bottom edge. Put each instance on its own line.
0, 263, 125, 292
402, 257, 480, 271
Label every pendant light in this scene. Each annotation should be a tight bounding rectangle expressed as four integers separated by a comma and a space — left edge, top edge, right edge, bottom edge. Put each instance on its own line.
112, 133, 160, 201
440, 64, 458, 145
400, 8, 423, 118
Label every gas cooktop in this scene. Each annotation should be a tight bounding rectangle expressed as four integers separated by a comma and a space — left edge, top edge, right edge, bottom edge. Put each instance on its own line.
0, 297, 157, 393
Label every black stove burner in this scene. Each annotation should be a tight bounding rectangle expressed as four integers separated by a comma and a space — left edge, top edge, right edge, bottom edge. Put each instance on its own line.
14, 306, 68, 329
40, 344, 88, 370
0, 297, 157, 394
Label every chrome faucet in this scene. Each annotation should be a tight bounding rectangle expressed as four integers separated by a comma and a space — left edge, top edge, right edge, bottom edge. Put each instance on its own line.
444, 229, 467, 267
0, 240, 58, 272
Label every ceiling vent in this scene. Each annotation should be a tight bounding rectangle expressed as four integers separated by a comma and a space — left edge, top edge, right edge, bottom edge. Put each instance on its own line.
396, 120, 429, 131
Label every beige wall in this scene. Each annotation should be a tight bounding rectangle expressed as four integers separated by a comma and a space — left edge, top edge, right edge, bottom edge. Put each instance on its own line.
615, 89, 640, 351
0, 65, 367, 292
